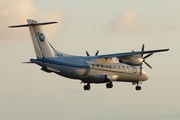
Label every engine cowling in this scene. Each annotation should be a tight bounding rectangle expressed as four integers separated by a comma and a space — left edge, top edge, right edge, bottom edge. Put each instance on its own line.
118, 56, 143, 66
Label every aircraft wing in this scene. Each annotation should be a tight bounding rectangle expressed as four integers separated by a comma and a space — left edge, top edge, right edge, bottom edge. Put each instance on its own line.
94, 48, 169, 59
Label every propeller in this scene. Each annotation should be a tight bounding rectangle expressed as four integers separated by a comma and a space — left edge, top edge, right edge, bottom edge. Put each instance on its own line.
143, 53, 153, 69
140, 44, 153, 75
95, 50, 99, 56
86, 50, 99, 56
86, 51, 90, 56
141, 44, 144, 57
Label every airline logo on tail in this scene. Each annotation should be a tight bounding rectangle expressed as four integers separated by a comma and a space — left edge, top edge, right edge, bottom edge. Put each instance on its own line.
37, 32, 45, 42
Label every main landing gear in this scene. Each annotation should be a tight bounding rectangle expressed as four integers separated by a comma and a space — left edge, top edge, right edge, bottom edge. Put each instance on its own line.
106, 82, 113, 89
83, 82, 113, 91
84, 83, 90, 91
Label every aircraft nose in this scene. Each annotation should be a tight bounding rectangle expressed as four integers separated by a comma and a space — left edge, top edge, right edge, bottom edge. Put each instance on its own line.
142, 71, 149, 81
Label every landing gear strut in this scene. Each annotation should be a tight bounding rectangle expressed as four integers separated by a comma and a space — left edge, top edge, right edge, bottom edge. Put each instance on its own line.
84, 83, 90, 91
106, 82, 113, 89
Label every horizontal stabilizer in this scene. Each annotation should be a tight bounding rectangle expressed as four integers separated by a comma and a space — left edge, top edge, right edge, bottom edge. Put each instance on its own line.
8, 21, 58, 28
22, 62, 34, 64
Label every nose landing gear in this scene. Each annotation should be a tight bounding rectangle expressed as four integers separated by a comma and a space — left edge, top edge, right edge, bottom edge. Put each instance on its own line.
135, 82, 141, 91
135, 86, 141, 91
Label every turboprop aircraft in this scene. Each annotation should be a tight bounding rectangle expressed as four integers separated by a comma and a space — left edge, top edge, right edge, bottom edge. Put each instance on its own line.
9, 19, 169, 91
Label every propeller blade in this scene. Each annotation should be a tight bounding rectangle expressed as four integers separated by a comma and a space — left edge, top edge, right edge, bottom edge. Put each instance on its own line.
95, 50, 99, 56
141, 44, 144, 57
142, 44, 144, 51
86, 51, 90, 56
144, 61, 152, 69
143, 53, 153, 59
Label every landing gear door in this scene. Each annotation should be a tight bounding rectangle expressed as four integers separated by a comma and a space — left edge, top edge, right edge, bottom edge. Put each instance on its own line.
84, 62, 89, 76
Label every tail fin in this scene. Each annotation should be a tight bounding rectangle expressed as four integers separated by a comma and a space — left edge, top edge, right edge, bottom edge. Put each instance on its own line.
9, 19, 57, 58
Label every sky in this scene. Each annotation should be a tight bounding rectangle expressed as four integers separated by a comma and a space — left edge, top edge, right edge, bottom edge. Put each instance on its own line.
0, 0, 180, 120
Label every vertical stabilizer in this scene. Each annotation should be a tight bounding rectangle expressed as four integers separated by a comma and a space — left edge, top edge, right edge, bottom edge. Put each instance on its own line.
27, 19, 56, 58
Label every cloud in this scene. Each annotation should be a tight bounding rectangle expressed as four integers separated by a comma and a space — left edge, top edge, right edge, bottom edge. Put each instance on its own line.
109, 9, 146, 33
0, 0, 64, 41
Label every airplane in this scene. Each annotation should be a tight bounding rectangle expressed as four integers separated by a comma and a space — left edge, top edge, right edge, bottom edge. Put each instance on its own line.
9, 19, 169, 91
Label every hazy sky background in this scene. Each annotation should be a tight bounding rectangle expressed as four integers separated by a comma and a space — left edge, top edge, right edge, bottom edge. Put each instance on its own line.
0, 0, 179, 120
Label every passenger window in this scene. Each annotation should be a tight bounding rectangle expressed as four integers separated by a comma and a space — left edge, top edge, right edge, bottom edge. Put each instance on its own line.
118, 66, 120, 69
101, 65, 103, 68
114, 65, 116, 69
106, 65, 108, 68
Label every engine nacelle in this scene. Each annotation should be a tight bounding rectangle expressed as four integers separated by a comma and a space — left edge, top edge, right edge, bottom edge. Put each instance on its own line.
118, 56, 143, 66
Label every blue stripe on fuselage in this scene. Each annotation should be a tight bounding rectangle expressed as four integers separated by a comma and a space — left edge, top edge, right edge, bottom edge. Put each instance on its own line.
33, 58, 87, 68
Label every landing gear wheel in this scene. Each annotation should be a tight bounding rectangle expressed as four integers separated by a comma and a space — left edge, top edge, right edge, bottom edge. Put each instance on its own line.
106, 82, 113, 89
83, 84, 91, 91
135, 86, 141, 91
87, 85, 90, 90
84, 85, 87, 90
106, 83, 110, 88
109, 83, 113, 88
